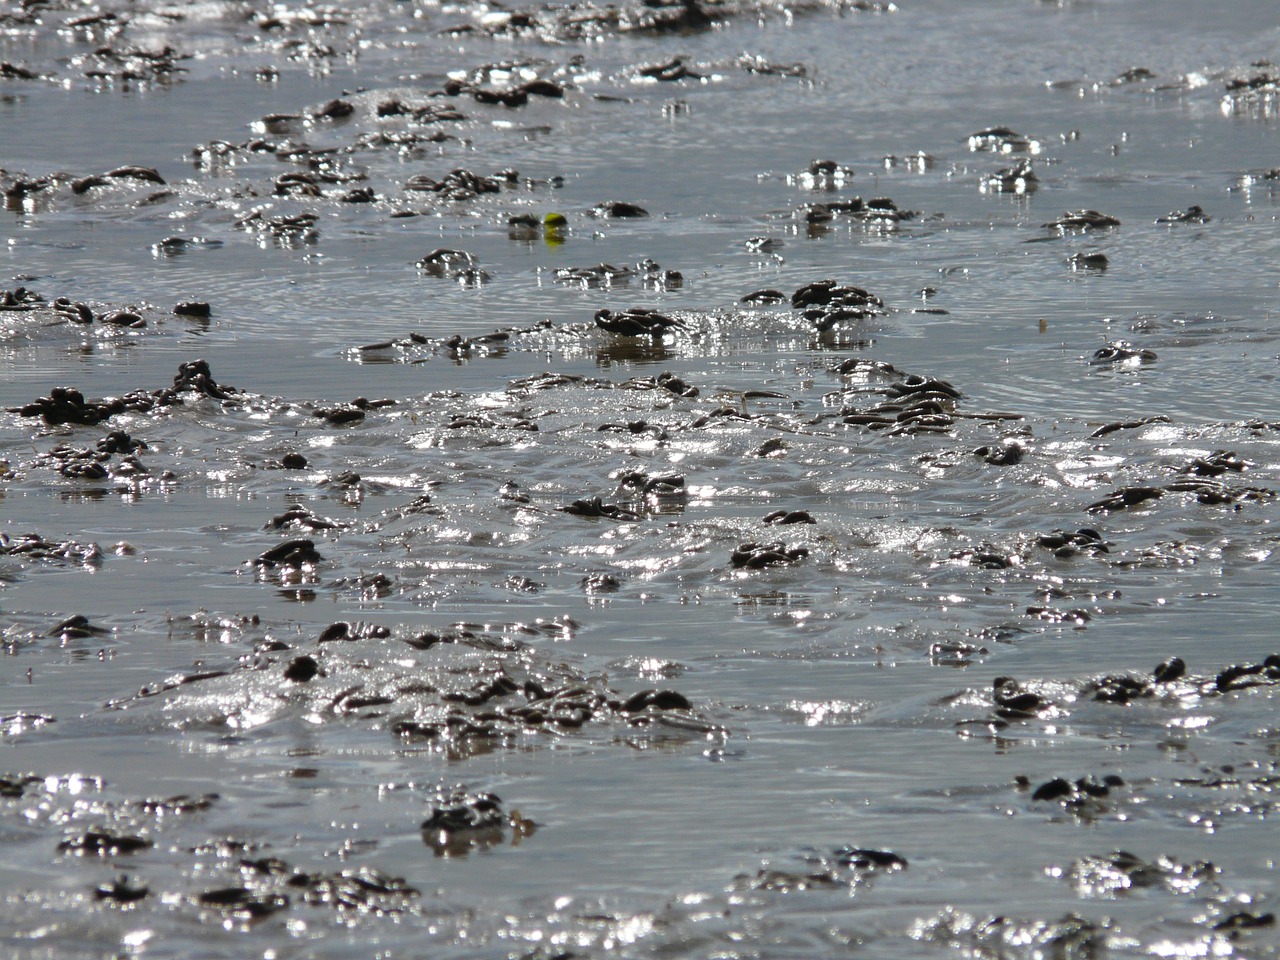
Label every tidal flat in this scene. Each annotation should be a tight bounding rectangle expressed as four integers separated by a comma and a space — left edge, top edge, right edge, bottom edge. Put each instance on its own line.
2, 0, 1280, 957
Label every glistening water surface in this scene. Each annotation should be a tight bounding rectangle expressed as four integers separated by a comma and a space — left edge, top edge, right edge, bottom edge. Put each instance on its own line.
2, 0, 1280, 957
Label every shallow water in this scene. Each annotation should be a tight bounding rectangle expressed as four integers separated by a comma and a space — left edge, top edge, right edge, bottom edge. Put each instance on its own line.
3, 0, 1280, 957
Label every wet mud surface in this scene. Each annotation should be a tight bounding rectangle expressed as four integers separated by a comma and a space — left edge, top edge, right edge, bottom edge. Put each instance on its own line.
4, 0, 1280, 957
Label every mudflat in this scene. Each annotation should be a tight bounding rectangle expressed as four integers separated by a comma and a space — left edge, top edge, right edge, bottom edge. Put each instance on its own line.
3, 1, 1280, 957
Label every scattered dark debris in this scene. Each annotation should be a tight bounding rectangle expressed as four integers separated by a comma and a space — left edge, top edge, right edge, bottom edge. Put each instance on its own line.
420, 788, 534, 857
1067, 252, 1109, 271
58, 829, 153, 856
498, 481, 530, 503
983, 157, 1037, 193
0, 773, 42, 798
1157, 204, 1209, 224
739, 844, 907, 893
595, 307, 683, 337
445, 410, 539, 431
556, 258, 681, 290
416, 247, 478, 277
49, 614, 109, 639
1026, 606, 1092, 625
817, 195, 915, 225
968, 127, 1038, 153
832, 847, 908, 871
1091, 342, 1156, 365
1035, 528, 1109, 558
333, 572, 395, 598
618, 371, 699, 398
731, 541, 809, 569
137, 793, 218, 816
316, 621, 391, 643
1182, 450, 1248, 477
1213, 911, 1276, 932
740, 288, 787, 305
791, 278, 882, 310
252, 539, 323, 568
1215, 656, 1280, 691
15, 386, 142, 426
1113, 67, 1157, 84
789, 277, 885, 330
581, 572, 623, 592
617, 470, 685, 499
818, 365, 983, 437
439, 329, 514, 356
560, 497, 641, 521
590, 200, 649, 218
234, 210, 319, 243
763, 509, 816, 525
152, 236, 221, 257
636, 57, 704, 82
265, 505, 345, 532
196, 886, 290, 920
949, 544, 1018, 570
973, 443, 1023, 466
0, 61, 42, 81
404, 168, 503, 202
1029, 774, 1125, 812
555, 261, 632, 286
619, 688, 693, 713
297, 866, 420, 913
970, 654, 1280, 732
684, 405, 756, 429
1087, 486, 1163, 513
1090, 415, 1171, 438
315, 405, 364, 426
1087, 479, 1273, 513
1044, 210, 1121, 231
835, 357, 904, 377
1062, 850, 1217, 897
95, 875, 150, 903
309, 97, 354, 121
1224, 71, 1279, 94
738, 54, 807, 78
283, 655, 320, 683
0, 286, 44, 310
1166, 478, 1274, 506
71, 165, 165, 195
597, 419, 669, 440
930, 638, 989, 665
1152, 656, 1186, 684
0, 713, 55, 734
98, 431, 145, 455
1, 533, 103, 565
752, 436, 786, 458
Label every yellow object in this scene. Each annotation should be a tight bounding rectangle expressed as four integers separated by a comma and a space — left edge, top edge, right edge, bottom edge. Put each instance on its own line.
543, 212, 566, 248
